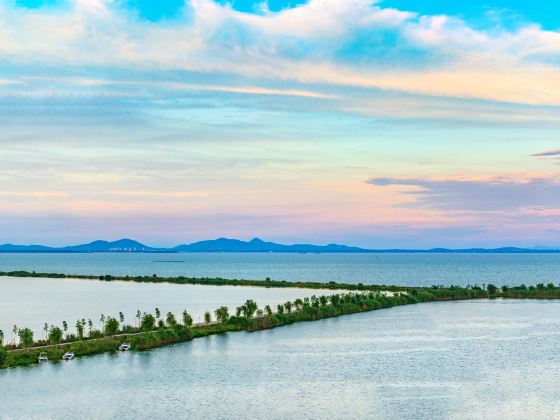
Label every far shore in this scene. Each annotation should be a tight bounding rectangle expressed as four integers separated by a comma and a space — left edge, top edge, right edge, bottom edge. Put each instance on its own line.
0, 270, 409, 292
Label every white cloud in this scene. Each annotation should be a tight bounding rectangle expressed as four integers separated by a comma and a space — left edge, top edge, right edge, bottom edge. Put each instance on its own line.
0, 0, 558, 108
193, 0, 413, 39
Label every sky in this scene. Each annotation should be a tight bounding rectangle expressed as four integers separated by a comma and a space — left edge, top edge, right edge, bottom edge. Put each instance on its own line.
0, 0, 559, 248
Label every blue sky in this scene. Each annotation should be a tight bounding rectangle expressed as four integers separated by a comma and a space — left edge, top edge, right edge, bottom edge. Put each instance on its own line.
1, 0, 559, 247
14, 0, 560, 27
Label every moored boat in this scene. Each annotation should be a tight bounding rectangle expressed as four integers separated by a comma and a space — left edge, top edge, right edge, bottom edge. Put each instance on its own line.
118, 343, 131, 351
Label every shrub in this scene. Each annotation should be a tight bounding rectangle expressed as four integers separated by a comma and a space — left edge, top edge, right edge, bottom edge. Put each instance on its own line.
486, 284, 497, 294
0, 346, 6, 366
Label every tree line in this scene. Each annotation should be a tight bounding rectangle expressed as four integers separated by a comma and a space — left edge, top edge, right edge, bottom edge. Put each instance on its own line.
2, 282, 560, 368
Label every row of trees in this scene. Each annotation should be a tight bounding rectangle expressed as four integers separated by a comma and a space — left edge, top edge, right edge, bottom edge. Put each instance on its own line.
4, 282, 560, 356
1, 293, 364, 350
0, 282, 513, 351
1, 306, 197, 350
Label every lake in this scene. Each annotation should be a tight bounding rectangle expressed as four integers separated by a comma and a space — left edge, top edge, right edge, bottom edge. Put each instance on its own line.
1, 252, 560, 286
0, 276, 335, 339
2, 299, 559, 419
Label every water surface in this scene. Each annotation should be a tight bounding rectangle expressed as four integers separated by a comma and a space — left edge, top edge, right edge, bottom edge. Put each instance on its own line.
2, 299, 559, 419
1, 252, 559, 286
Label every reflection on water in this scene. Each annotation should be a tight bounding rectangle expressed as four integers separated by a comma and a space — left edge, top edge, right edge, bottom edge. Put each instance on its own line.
2, 299, 560, 419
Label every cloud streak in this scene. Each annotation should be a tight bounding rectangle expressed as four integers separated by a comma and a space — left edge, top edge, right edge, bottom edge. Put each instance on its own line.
532, 150, 560, 157
368, 176, 560, 212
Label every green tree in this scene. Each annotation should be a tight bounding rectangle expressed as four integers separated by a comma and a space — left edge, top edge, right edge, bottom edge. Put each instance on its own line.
155, 308, 161, 319
284, 301, 292, 313
264, 305, 272, 316
12, 325, 17, 345
487, 284, 498, 295
119, 312, 125, 324
0, 329, 3, 346
105, 317, 120, 336
87, 319, 93, 333
182, 310, 193, 327
204, 311, 212, 324
49, 326, 63, 345
62, 321, 68, 334
214, 306, 230, 324
166, 312, 177, 327
43, 323, 49, 340
244, 300, 258, 318
18, 328, 34, 349
76, 320, 84, 340
141, 313, 156, 332
136, 310, 141, 328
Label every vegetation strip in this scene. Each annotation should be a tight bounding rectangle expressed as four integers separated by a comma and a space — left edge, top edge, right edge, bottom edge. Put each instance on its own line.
3, 281, 560, 369
0, 270, 409, 292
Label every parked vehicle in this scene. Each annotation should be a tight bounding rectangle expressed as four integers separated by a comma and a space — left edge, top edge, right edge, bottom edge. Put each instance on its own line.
38, 352, 48, 363
62, 352, 75, 360
118, 343, 131, 351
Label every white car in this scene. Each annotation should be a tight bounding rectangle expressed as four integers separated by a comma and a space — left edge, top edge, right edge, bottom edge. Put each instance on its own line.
62, 352, 75, 360
38, 352, 48, 363
118, 343, 131, 351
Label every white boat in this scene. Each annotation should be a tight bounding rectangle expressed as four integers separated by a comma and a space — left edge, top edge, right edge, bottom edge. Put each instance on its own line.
38, 352, 48, 363
62, 352, 75, 360
118, 343, 131, 351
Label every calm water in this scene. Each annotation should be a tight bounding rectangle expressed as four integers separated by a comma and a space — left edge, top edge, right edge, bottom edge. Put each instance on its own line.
0, 276, 335, 339
1, 252, 560, 286
2, 299, 559, 419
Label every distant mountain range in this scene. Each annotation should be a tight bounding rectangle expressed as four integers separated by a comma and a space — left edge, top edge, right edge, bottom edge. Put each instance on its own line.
0, 239, 163, 253
0, 237, 559, 253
